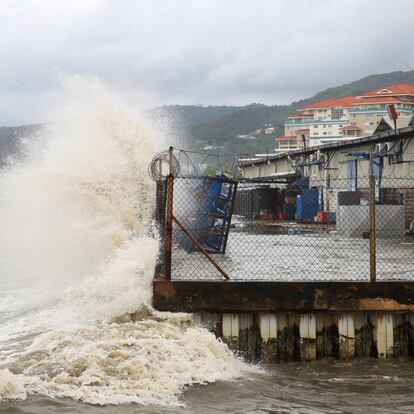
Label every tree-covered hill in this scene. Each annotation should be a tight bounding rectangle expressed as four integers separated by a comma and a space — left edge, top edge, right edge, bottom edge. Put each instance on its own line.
147, 105, 241, 127
146, 68, 414, 155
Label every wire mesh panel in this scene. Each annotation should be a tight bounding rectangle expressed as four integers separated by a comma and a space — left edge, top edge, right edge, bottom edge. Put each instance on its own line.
156, 174, 414, 281
375, 177, 414, 280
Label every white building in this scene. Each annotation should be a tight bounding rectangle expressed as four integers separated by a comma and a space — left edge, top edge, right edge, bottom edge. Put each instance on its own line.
277, 84, 414, 149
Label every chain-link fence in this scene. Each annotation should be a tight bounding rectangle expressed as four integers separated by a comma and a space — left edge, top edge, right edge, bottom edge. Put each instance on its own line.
155, 174, 414, 281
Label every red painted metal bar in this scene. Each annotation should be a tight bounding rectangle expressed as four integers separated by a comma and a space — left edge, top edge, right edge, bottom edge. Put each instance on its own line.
222, 181, 238, 254
164, 174, 174, 280
172, 214, 230, 280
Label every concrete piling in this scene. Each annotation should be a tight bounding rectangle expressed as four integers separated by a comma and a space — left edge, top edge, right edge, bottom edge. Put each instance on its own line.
338, 313, 355, 360
259, 313, 278, 363
222, 313, 239, 351
299, 314, 316, 361
195, 312, 222, 337
372, 313, 394, 358
195, 311, 414, 363
154, 278, 414, 363
393, 314, 409, 357
315, 313, 339, 359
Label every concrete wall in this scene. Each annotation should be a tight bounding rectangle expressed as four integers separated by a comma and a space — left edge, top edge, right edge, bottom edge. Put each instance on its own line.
336, 205, 406, 238
194, 311, 414, 362
349, 111, 384, 135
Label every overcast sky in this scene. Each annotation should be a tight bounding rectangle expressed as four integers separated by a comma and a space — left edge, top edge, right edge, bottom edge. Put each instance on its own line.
1, 0, 414, 125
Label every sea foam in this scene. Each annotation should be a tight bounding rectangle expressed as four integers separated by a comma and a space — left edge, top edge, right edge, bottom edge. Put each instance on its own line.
0, 76, 253, 406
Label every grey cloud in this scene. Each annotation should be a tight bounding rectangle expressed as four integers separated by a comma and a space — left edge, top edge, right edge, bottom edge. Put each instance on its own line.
1, 0, 414, 124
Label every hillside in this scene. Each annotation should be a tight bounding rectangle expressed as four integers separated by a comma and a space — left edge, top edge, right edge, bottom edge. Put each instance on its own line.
147, 105, 241, 127
295, 70, 414, 108
184, 68, 414, 155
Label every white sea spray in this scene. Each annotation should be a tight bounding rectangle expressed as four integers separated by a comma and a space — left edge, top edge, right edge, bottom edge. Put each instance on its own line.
0, 75, 256, 406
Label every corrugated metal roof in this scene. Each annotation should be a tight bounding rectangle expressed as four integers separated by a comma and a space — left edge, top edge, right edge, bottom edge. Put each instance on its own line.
239, 125, 414, 167
300, 96, 356, 110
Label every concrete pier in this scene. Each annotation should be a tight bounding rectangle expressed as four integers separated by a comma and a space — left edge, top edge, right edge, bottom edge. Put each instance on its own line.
153, 278, 414, 362
193, 310, 414, 362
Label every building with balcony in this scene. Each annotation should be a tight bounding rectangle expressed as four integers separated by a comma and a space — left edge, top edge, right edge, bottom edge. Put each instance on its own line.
279, 84, 414, 148
275, 135, 302, 152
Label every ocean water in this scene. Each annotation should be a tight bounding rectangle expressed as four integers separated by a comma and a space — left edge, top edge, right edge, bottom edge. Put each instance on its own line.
2, 358, 414, 413
0, 76, 253, 409
1, 76, 414, 414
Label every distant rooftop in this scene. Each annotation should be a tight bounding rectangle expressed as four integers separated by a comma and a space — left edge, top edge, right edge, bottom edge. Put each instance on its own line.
357, 84, 414, 97
352, 96, 400, 104
340, 125, 361, 131
300, 96, 355, 110
297, 84, 414, 112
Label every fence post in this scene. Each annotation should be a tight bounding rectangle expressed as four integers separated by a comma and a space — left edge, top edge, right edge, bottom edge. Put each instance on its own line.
369, 153, 377, 283
325, 172, 330, 213
164, 147, 174, 280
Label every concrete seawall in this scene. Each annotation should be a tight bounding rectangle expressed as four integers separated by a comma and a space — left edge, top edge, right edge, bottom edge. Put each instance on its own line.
193, 311, 414, 361
153, 278, 414, 362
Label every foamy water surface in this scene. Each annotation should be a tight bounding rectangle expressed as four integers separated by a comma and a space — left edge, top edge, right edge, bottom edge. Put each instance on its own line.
0, 76, 253, 409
